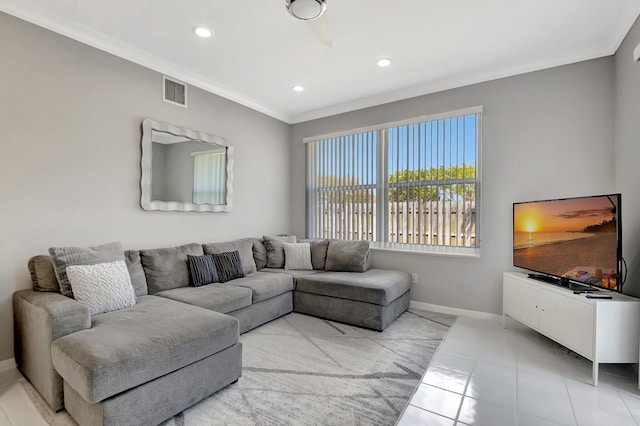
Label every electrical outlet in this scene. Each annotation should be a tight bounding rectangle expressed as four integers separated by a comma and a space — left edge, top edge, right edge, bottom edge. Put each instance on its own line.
411, 273, 418, 284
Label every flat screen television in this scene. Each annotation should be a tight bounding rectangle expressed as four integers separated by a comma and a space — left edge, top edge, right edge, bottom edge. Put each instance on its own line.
513, 193, 622, 292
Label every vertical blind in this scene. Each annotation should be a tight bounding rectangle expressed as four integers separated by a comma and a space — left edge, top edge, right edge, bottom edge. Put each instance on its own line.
306, 107, 481, 255
193, 150, 226, 205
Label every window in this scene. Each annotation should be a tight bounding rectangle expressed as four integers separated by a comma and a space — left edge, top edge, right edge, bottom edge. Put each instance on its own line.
305, 107, 481, 255
193, 150, 227, 205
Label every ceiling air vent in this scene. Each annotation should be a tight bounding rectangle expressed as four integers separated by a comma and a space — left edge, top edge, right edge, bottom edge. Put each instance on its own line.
162, 76, 187, 108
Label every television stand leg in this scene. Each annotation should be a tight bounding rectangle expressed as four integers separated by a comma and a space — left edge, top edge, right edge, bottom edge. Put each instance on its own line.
592, 361, 599, 387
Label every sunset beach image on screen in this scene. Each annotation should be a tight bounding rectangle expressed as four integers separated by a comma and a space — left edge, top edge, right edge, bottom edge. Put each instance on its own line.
513, 194, 619, 288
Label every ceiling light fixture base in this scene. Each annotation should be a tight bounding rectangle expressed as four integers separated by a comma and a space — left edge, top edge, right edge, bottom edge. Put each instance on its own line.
286, 0, 327, 21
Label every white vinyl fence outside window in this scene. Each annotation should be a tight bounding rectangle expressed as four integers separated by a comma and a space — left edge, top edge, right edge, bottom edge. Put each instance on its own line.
305, 107, 482, 255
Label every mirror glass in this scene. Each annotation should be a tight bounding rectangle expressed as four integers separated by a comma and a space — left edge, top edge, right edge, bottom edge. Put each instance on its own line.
141, 119, 233, 212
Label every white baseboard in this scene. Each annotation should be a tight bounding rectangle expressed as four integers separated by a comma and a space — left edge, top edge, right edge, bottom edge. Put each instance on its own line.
0, 358, 16, 373
410, 300, 502, 321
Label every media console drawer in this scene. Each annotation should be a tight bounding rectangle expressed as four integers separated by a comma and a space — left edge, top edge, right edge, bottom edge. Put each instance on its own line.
503, 272, 640, 387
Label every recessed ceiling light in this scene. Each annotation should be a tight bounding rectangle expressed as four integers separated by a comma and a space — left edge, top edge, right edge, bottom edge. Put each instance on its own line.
292, 85, 305, 92
377, 58, 391, 68
193, 27, 212, 38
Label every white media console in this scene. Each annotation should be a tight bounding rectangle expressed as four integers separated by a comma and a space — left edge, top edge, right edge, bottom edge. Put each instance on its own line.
503, 272, 640, 386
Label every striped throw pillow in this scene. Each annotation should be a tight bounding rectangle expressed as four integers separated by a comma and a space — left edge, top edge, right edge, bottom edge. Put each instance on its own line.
187, 254, 218, 287
211, 251, 245, 283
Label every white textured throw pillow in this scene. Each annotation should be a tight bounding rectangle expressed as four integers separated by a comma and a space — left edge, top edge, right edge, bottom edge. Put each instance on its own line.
67, 260, 137, 316
283, 243, 313, 271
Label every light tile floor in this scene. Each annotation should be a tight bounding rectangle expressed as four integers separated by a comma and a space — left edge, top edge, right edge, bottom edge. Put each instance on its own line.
1, 313, 639, 426
397, 315, 640, 426
0, 368, 47, 426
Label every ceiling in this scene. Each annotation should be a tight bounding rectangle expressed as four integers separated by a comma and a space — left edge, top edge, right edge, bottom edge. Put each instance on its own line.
1, 0, 638, 124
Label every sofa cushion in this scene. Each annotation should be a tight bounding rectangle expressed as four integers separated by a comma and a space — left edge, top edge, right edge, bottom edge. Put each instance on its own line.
261, 268, 322, 285
187, 254, 218, 287
324, 240, 370, 272
284, 243, 313, 271
227, 272, 294, 303
299, 239, 330, 270
67, 261, 137, 316
203, 239, 256, 276
211, 251, 245, 283
49, 242, 125, 298
296, 269, 411, 305
51, 296, 238, 404
124, 250, 148, 297
155, 284, 252, 313
140, 243, 203, 294
249, 238, 268, 270
28, 255, 59, 292
263, 235, 297, 268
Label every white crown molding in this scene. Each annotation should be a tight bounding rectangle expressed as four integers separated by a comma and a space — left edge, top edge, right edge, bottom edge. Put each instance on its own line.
0, 1, 293, 123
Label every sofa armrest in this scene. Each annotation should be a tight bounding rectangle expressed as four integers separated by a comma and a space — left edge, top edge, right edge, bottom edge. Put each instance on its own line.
13, 290, 91, 411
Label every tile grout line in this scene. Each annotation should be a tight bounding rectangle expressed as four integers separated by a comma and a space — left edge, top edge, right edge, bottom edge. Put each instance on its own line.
552, 343, 580, 426
452, 359, 475, 425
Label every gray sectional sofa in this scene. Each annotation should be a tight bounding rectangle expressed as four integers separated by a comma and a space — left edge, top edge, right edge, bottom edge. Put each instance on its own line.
13, 237, 411, 426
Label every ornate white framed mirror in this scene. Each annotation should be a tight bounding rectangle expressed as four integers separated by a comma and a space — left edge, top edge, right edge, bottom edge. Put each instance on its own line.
140, 119, 234, 212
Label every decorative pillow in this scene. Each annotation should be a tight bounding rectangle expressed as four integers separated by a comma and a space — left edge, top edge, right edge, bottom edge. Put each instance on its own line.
263, 235, 297, 268
187, 254, 218, 287
299, 239, 330, 270
49, 242, 125, 298
284, 243, 313, 271
28, 255, 60, 292
211, 251, 244, 283
324, 240, 371, 273
66, 260, 137, 316
203, 239, 257, 275
250, 238, 268, 270
124, 250, 149, 297
139, 243, 203, 294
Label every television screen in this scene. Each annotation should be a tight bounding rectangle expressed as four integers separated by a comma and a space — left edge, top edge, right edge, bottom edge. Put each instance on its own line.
513, 193, 621, 291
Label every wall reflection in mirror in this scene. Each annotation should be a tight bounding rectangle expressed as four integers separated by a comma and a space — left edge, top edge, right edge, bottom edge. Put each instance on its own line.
141, 119, 234, 212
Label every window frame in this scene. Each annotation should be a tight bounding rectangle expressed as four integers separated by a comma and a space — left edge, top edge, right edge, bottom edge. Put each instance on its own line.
304, 106, 483, 257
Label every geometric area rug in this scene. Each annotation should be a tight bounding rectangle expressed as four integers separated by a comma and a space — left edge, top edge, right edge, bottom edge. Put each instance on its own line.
24, 309, 455, 426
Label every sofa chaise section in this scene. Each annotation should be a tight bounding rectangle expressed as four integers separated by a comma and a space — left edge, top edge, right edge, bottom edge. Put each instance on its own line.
51, 295, 241, 425
294, 269, 411, 331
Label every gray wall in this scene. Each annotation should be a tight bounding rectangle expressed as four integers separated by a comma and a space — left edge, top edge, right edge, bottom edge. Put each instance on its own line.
0, 12, 291, 362
615, 16, 640, 296
291, 58, 617, 315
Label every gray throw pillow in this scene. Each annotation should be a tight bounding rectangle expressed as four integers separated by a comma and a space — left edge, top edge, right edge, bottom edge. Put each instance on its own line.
124, 250, 148, 297
203, 239, 257, 275
263, 235, 297, 268
28, 255, 60, 292
324, 240, 370, 273
249, 238, 268, 270
49, 242, 125, 298
140, 243, 203, 294
211, 251, 244, 283
299, 238, 330, 270
187, 254, 218, 287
